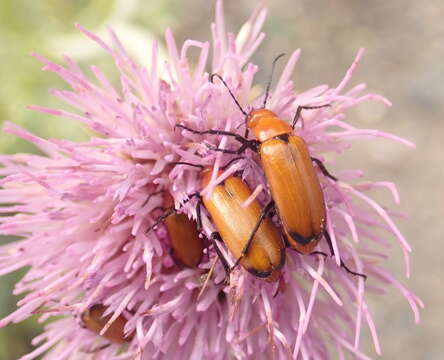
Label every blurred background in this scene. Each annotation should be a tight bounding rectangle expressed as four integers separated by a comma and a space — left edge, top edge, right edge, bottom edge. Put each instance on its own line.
0, 0, 441, 358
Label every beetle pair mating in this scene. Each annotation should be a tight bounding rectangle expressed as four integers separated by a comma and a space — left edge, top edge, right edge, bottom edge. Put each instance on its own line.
148, 55, 366, 281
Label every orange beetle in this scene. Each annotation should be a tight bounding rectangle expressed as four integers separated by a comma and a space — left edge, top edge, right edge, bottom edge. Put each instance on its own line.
200, 168, 285, 281
81, 304, 133, 343
245, 108, 330, 254
162, 192, 204, 268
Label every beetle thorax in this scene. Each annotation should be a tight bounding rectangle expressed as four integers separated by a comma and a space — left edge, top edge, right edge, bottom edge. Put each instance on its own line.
247, 109, 292, 142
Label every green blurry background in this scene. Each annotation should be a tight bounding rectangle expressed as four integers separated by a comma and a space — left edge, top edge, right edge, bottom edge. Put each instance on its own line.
0, 0, 441, 359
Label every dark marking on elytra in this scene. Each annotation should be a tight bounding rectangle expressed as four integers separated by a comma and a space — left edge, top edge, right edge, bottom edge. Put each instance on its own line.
248, 267, 274, 279
288, 231, 316, 245
276, 133, 290, 143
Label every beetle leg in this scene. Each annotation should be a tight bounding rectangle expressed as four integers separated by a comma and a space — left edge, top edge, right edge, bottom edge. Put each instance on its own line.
206, 142, 247, 155
145, 208, 175, 234
311, 157, 338, 181
323, 231, 367, 280
176, 123, 260, 153
142, 190, 164, 208
220, 156, 245, 170
194, 194, 203, 232
206, 139, 259, 155
310, 250, 328, 258
209, 232, 231, 278
145, 192, 201, 234
272, 274, 287, 298
340, 261, 368, 279
176, 124, 248, 144
292, 104, 330, 129
231, 200, 275, 271
195, 198, 231, 283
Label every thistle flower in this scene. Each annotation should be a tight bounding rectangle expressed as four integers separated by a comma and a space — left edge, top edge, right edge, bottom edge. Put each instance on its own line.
0, 1, 423, 359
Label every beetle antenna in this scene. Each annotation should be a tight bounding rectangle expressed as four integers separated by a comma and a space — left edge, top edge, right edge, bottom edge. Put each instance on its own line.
210, 74, 248, 117
263, 53, 286, 108
145, 192, 201, 234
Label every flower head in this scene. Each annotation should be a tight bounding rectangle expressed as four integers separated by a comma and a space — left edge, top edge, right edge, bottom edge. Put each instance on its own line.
0, 1, 422, 359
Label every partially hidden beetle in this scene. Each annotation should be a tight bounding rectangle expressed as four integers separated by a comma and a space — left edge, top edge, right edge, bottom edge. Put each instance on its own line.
176, 55, 365, 279
81, 304, 133, 343
162, 192, 205, 268
145, 191, 204, 269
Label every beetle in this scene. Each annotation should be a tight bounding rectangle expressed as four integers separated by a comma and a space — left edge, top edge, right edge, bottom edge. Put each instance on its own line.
81, 304, 133, 343
200, 167, 286, 282
145, 191, 204, 268
244, 107, 330, 254
163, 192, 205, 268
176, 55, 365, 279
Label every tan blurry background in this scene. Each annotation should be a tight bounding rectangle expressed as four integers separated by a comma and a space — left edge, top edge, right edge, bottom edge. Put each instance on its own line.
0, 0, 441, 358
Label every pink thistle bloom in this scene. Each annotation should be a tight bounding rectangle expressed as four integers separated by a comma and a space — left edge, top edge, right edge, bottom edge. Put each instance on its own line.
0, 1, 422, 359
